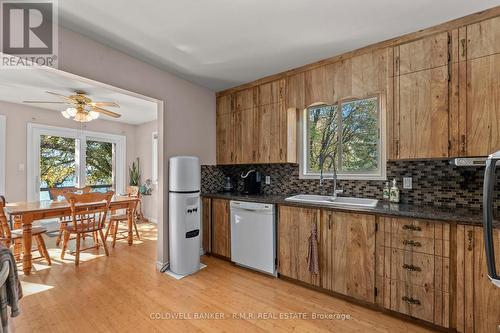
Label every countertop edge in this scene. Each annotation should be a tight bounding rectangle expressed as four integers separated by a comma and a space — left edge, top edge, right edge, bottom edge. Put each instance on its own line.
201, 193, 494, 227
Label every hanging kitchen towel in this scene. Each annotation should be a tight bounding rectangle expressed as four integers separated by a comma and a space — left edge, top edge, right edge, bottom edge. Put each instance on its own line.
307, 222, 319, 274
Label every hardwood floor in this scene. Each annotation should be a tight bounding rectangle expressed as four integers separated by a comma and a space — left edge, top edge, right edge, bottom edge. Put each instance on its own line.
12, 223, 439, 333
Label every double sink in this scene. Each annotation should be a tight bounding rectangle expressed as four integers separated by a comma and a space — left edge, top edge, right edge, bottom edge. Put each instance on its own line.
285, 194, 378, 208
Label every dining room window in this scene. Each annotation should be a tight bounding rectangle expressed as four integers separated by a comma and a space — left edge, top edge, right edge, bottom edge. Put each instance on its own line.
28, 124, 126, 201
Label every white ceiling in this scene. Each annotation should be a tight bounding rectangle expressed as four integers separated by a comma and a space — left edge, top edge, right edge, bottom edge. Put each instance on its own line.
0, 67, 158, 125
57, 0, 499, 91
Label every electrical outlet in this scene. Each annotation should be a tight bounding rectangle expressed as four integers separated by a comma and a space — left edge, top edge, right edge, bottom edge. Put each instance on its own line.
403, 177, 412, 189
265, 175, 271, 185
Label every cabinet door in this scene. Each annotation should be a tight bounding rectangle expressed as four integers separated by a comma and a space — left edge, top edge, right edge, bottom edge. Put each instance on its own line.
329, 211, 376, 302
278, 206, 320, 286
286, 72, 305, 110
466, 53, 500, 156
456, 225, 500, 333
211, 199, 230, 258
216, 95, 235, 164
466, 16, 500, 60
235, 107, 257, 164
394, 33, 449, 159
201, 197, 212, 254
304, 64, 335, 107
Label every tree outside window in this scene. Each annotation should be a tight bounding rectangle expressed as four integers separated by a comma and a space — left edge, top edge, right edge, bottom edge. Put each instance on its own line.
304, 96, 383, 178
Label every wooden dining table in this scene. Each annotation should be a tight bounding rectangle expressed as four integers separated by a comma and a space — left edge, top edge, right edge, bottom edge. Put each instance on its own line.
4, 195, 139, 275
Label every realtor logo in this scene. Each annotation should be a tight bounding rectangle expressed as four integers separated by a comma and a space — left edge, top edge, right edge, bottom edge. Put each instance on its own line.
0, 0, 58, 68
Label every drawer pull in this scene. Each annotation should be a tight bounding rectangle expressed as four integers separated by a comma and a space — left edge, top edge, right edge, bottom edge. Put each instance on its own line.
402, 224, 421, 232
402, 296, 421, 306
403, 240, 422, 247
402, 264, 421, 272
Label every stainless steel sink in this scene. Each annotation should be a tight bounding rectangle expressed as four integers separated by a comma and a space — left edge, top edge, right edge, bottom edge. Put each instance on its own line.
285, 194, 378, 208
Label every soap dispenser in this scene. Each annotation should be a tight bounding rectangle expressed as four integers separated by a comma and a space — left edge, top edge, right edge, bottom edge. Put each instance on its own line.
383, 182, 390, 200
389, 178, 400, 203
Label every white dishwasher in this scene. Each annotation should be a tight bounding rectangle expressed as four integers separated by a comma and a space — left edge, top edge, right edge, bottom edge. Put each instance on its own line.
230, 200, 276, 276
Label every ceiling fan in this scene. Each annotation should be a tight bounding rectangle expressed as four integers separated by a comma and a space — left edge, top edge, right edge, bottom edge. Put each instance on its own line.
23, 91, 121, 122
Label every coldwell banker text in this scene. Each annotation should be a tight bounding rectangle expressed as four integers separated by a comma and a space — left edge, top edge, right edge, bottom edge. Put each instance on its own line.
0, 0, 58, 68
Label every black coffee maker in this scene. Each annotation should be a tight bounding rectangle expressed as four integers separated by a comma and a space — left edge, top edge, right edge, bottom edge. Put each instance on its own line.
241, 169, 262, 194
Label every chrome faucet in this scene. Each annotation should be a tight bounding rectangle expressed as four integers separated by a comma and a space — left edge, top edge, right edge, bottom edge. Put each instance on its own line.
319, 153, 342, 199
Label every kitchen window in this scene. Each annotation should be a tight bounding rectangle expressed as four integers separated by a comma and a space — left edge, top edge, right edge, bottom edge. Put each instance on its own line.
301, 96, 386, 180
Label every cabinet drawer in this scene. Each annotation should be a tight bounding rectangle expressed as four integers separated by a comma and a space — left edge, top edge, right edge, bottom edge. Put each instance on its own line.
391, 249, 436, 290
391, 233, 435, 255
391, 219, 437, 238
390, 280, 435, 323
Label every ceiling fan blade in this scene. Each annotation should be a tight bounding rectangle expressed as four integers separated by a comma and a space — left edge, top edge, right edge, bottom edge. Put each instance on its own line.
93, 106, 121, 118
23, 101, 70, 104
91, 102, 120, 108
46, 91, 74, 101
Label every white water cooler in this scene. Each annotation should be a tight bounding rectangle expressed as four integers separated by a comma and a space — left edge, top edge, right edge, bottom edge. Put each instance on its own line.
168, 156, 201, 276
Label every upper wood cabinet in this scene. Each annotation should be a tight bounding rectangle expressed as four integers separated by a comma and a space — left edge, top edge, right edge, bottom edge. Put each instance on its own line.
286, 72, 305, 110
216, 95, 236, 164
456, 225, 500, 333
450, 16, 500, 157
278, 205, 321, 286
393, 32, 450, 159
216, 79, 297, 165
321, 210, 376, 303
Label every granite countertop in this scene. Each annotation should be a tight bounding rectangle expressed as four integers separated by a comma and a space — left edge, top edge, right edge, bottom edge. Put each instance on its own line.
202, 192, 497, 227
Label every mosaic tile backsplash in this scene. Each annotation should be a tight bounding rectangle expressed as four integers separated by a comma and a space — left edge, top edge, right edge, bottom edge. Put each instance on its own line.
201, 160, 500, 209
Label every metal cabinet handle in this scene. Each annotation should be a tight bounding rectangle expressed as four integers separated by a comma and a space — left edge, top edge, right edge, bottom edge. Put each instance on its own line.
402, 296, 421, 306
402, 264, 421, 272
460, 38, 466, 57
467, 230, 473, 251
403, 224, 422, 232
403, 240, 422, 247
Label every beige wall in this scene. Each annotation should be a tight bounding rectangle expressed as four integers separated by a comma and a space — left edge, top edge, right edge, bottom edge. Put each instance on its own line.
0, 101, 138, 203
56, 27, 216, 267
134, 120, 159, 222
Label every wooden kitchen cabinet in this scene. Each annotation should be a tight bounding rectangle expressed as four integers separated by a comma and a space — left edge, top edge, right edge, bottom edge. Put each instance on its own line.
216, 95, 236, 164
376, 217, 450, 327
320, 210, 376, 303
450, 16, 500, 157
201, 197, 212, 254
456, 225, 500, 333
278, 205, 320, 286
211, 199, 231, 259
393, 32, 450, 159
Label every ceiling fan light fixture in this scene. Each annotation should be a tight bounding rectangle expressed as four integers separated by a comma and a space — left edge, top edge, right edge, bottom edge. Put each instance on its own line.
61, 107, 77, 119
89, 110, 100, 120
74, 111, 91, 122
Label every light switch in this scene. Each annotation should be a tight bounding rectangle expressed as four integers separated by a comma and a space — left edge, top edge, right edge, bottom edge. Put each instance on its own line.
265, 175, 271, 185
18, 163, 25, 172
403, 177, 412, 189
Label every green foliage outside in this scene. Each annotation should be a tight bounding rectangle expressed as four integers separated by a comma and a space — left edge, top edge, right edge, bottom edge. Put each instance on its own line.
307, 97, 379, 173
40, 135, 112, 188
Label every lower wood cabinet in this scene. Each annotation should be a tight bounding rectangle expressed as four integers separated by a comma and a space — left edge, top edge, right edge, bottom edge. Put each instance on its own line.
278, 205, 320, 286
210, 198, 231, 259
278, 206, 376, 302
320, 210, 376, 303
201, 197, 212, 254
456, 225, 500, 333
375, 217, 450, 327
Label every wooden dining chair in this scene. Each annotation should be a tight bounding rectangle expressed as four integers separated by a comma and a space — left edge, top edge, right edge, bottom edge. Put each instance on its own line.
105, 187, 140, 248
0, 196, 51, 265
48, 186, 92, 247
61, 191, 113, 266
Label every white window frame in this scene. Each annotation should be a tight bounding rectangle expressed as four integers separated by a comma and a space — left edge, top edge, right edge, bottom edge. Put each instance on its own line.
152, 132, 158, 185
27, 123, 126, 201
299, 96, 386, 181
0, 115, 5, 196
